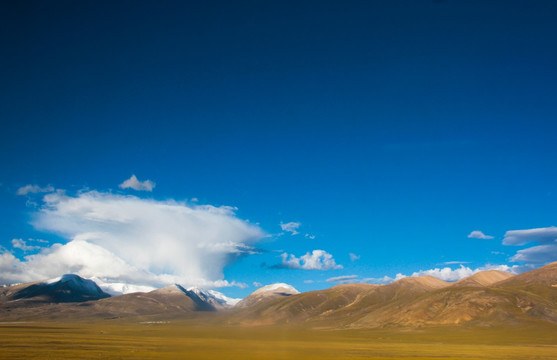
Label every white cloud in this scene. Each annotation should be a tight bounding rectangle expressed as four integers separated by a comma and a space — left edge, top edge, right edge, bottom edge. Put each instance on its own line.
503, 226, 557, 246
510, 245, 557, 264
11, 238, 41, 252
502, 226, 557, 265
326, 275, 358, 284
363, 273, 406, 284
468, 230, 494, 239
119, 175, 155, 192
0, 190, 264, 291
274, 250, 342, 270
252, 282, 262, 287
442, 261, 470, 265
305, 234, 315, 239
17, 184, 54, 196
364, 264, 528, 284
303, 280, 314, 284
349, 253, 360, 261
280, 222, 300, 235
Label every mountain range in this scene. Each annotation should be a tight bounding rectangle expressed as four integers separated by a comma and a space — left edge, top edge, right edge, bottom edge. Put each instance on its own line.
1, 262, 556, 329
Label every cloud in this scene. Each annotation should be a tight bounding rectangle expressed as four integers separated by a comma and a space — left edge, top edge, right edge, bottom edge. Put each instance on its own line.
510, 245, 557, 264
503, 226, 557, 246
252, 282, 262, 287
303, 280, 314, 283
11, 239, 41, 252
0, 190, 264, 291
280, 222, 300, 235
503, 226, 557, 265
119, 174, 155, 192
442, 261, 470, 265
304, 234, 315, 239
364, 264, 528, 284
326, 275, 358, 284
17, 184, 54, 196
467, 230, 494, 239
349, 253, 360, 261
363, 273, 406, 284
273, 250, 342, 270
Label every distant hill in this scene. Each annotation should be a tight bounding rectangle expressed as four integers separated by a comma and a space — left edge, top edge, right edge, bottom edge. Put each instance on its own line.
1, 264, 556, 329
235, 283, 299, 308
452, 270, 514, 287
1, 274, 110, 303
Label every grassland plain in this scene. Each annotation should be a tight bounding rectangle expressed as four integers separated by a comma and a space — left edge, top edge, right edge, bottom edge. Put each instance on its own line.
0, 320, 556, 360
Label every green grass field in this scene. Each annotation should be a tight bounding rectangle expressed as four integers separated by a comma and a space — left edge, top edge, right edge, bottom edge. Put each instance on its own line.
1, 320, 556, 359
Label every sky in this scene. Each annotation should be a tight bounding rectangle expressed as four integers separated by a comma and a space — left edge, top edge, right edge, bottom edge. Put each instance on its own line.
1, 0, 556, 298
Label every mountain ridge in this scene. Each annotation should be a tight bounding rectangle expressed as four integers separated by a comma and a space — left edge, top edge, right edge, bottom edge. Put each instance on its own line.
1, 263, 556, 329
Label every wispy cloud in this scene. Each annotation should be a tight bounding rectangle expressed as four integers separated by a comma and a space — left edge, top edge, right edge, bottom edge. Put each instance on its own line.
280, 221, 300, 235
0, 190, 264, 291
349, 253, 360, 261
11, 238, 42, 252
273, 250, 342, 270
468, 230, 494, 239
326, 275, 358, 284
16, 184, 54, 196
442, 261, 470, 265
363, 273, 406, 284
119, 174, 155, 192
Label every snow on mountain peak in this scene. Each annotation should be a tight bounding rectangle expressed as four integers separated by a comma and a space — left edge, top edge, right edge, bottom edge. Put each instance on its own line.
252, 283, 299, 295
186, 286, 241, 307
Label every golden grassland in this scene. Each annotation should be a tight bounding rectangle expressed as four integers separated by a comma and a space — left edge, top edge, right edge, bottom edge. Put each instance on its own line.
0, 320, 556, 360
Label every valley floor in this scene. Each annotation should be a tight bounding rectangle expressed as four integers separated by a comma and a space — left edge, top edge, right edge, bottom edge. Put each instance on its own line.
0, 320, 556, 360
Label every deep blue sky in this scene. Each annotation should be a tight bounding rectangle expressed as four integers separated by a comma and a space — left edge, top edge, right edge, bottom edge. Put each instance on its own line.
1, 1, 556, 297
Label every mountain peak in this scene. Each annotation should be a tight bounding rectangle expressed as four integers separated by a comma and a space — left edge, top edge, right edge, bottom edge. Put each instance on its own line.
235, 283, 299, 308
251, 283, 299, 296
453, 270, 514, 287
10, 274, 110, 303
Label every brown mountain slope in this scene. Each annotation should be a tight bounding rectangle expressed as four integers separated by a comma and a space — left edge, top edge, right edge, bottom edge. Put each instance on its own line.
453, 270, 514, 287
0, 284, 205, 321
227, 283, 377, 326
349, 264, 557, 328
228, 269, 557, 329
497, 262, 557, 288
227, 276, 449, 327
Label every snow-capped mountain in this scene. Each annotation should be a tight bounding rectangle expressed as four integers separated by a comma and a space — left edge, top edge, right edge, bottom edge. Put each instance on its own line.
235, 282, 299, 308
90, 277, 157, 296
183, 286, 241, 309
251, 283, 299, 296
10, 274, 110, 303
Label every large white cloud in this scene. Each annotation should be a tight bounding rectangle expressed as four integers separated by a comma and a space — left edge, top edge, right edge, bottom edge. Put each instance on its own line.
274, 249, 342, 270
0, 191, 264, 292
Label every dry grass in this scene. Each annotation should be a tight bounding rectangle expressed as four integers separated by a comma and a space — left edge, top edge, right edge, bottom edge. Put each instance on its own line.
1, 320, 556, 359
